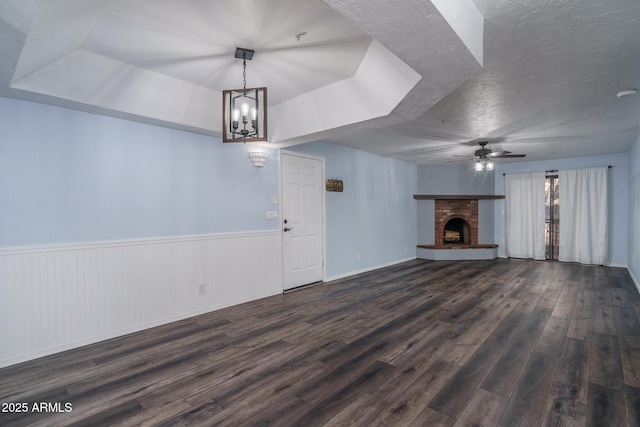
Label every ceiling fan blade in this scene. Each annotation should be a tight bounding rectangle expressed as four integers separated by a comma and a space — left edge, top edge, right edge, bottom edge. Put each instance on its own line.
487, 151, 511, 157
492, 154, 527, 158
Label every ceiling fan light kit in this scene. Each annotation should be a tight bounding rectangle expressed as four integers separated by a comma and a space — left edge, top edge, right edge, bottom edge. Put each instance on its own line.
222, 47, 268, 143
475, 158, 494, 171
473, 141, 525, 171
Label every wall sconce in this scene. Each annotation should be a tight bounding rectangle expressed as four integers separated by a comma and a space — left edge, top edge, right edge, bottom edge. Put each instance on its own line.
249, 152, 269, 167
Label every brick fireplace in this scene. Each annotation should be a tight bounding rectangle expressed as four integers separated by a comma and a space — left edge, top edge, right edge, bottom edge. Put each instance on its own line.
435, 199, 478, 247
414, 194, 501, 259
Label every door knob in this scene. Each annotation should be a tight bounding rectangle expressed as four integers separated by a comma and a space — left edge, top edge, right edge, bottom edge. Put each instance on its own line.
284, 227, 293, 232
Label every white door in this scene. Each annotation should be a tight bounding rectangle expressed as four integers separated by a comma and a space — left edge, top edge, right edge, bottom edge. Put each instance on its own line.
281, 152, 324, 290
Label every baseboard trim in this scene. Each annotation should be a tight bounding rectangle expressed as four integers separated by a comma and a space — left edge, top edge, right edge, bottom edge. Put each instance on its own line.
325, 257, 417, 283
630, 268, 640, 296
497, 255, 628, 269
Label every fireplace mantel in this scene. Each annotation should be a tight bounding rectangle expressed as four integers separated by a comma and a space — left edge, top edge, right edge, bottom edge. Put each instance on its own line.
413, 195, 505, 200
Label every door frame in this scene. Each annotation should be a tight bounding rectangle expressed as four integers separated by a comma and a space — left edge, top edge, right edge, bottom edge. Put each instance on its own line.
279, 149, 326, 291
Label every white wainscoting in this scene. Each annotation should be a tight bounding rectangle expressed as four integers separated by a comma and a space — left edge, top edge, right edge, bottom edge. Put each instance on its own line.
0, 231, 282, 368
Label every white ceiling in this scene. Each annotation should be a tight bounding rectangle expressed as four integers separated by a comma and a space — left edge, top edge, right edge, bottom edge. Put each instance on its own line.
1, 0, 639, 165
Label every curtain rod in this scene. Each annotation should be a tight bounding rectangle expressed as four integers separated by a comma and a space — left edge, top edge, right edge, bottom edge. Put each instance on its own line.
502, 165, 612, 176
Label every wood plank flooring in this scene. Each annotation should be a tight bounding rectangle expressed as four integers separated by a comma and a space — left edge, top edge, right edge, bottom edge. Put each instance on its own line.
2, 258, 640, 426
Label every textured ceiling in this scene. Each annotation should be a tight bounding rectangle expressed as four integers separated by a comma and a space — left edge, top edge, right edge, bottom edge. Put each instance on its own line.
329, 0, 640, 164
1, 0, 639, 165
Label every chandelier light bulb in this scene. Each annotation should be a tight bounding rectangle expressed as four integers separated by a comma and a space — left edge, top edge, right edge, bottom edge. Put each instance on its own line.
241, 102, 250, 117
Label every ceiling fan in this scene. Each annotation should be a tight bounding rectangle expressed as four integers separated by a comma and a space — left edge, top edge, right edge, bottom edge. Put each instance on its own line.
474, 141, 526, 171
474, 141, 526, 159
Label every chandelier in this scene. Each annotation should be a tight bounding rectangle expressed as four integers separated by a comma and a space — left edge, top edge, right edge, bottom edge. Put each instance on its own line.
222, 48, 268, 143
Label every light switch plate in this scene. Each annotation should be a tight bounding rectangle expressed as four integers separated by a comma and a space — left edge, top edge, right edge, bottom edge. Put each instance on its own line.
266, 211, 278, 219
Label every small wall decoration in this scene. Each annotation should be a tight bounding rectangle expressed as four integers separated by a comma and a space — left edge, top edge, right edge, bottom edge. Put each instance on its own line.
326, 178, 344, 192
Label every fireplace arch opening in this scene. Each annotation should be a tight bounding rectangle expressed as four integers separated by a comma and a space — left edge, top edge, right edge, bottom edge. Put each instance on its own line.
443, 218, 470, 245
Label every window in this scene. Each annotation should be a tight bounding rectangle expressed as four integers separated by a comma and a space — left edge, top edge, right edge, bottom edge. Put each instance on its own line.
545, 175, 559, 260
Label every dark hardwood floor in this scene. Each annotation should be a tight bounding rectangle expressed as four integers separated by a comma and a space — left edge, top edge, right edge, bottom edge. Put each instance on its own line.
2, 258, 640, 426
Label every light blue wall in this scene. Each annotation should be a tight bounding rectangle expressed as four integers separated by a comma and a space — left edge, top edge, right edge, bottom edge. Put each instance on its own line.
288, 141, 417, 279
0, 97, 279, 247
629, 134, 640, 286
417, 165, 496, 245
1, 98, 417, 283
494, 153, 629, 266
418, 165, 495, 194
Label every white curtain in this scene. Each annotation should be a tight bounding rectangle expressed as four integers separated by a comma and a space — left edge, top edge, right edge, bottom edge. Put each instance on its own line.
558, 167, 608, 265
505, 172, 546, 260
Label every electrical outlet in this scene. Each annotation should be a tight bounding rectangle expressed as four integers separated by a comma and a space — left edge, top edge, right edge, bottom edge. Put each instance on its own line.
271, 195, 279, 204
198, 283, 206, 295
357, 254, 361, 261
499, 239, 504, 245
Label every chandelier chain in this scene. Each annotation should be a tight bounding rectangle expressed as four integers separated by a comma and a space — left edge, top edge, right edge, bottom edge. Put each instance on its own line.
242, 58, 247, 91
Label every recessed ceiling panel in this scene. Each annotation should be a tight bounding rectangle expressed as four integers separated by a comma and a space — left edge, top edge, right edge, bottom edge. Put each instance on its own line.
79, 0, 372, 104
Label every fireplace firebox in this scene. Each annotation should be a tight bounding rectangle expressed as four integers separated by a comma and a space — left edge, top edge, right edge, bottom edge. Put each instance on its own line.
434, 199, 478, 248
443, 218, 470, 245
